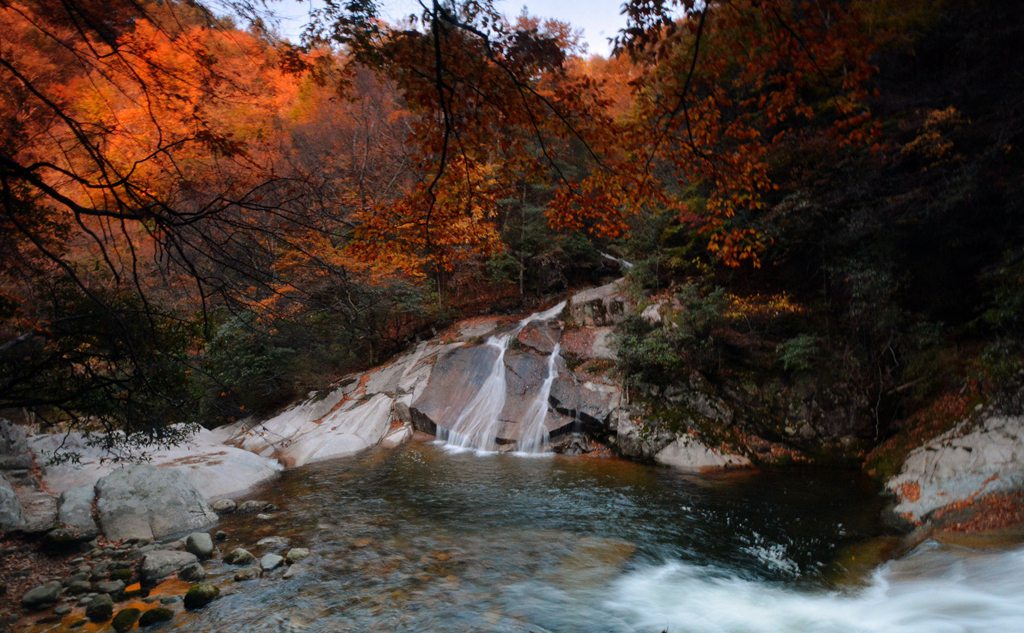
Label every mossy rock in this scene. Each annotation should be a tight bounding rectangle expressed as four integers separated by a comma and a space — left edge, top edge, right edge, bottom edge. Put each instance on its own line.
112, 608, 141, 633
183, 583, 220, 610
138, 607, 174, 627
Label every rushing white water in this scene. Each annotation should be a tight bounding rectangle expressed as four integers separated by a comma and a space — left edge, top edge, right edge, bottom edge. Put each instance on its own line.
517, 342, 561, 454
438, 301, 567, 454
605, 543, 1024, 633
600, 251, 635, 270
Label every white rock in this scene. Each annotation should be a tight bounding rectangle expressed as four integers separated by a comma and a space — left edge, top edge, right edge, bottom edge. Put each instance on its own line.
887, 415, 1024, 521
655, 434, 752, 472
95, 465, 218, 541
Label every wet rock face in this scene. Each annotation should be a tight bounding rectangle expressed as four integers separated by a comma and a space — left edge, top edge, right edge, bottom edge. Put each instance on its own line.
95, 465, 218, 541
887, 414, 1024, 523
654, 434, 752, 472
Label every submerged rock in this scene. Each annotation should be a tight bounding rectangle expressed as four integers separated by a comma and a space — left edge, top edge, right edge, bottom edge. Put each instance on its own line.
285, 547, 310, 563
260, 553, 284, 572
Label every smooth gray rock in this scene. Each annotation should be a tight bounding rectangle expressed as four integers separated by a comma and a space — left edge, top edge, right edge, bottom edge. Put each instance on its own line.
178, 562, 206, 581
94, 465, 217, 541
16, 488, 58, 533
85, 593, 114, 622
210, 498, 236, 514
139, 549, 198, 585
58, 485, 99, 538
21, 581, 62, 608
260, 553, 284, 572
185, 532, 214, 558
0, 475, 23, 531
654, 434, 752, 472
285, 547, 310, 564
94, 579, 125, 596
223, 547, 255, 565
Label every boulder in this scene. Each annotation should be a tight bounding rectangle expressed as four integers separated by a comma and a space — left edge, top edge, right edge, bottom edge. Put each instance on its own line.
139, 550, 198, 585
285, 547, 310, 564
183, 583, 219, 610
16, 487, 58, 534
138, 607, 174, 626
58, 485, 99, 538
260, 553, 284, 572
94, 465, 217, 541
21, 581, 62, 609
185, 532, 214, 559
223, 547, 255, 565
0, 475, 23, 531
85, 593, 114, 622
654, 434, 752, 472
887, 414, 1024, 522
210, 499, 236, 514
112, 608, 141, 633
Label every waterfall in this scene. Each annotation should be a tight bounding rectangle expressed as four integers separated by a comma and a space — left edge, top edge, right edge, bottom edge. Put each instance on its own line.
600, 251, 634, 270
517, 342, 560, 454
438, 301, 566, 454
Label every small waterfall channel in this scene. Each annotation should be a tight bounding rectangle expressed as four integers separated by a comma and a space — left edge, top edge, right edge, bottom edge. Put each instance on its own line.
437, 301, 566, 454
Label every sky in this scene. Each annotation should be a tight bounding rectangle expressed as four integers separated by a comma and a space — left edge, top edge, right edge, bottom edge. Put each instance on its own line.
269, 0, 627, 57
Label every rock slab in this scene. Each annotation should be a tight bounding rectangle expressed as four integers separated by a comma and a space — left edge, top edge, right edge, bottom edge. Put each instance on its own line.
95, 465, 218, 541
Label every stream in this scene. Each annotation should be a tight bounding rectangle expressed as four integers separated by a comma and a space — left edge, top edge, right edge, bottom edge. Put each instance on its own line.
139, 441, 1024, 632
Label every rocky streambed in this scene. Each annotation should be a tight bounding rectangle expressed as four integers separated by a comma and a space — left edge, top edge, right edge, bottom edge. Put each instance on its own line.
4, 276, 1024, 629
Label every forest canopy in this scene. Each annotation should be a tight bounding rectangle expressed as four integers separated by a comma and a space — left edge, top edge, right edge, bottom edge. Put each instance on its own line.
2, 0, 1021, 456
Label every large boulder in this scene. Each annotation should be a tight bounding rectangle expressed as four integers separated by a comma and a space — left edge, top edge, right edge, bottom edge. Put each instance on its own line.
0, 475, 23, 531
654, 434, 752, 472
140, 550, 199, 585
95, 465, 218, 541
58, 484, 99, 538
887, 414, 1024, 523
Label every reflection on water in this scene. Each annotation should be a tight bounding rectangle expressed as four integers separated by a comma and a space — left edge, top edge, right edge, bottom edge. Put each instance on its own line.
89, 442, 1024, 631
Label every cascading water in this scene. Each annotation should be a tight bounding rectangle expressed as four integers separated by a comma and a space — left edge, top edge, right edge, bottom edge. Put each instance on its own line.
517, 342, 561, 454
437, 301, 566, 454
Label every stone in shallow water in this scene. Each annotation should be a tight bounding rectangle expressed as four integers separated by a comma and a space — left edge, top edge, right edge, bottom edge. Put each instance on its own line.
112, 607, 140, 633
260, 553, 284, 572
85, 593, 114, 622
224, 548, 255, 565
257, 535, 289, 550
234, 567, 260, 581
140, 550, 198, 585
185, 532, 214, 558
138, 607, 174, 626
183, 583, 220, 610
285, 547, 310, 563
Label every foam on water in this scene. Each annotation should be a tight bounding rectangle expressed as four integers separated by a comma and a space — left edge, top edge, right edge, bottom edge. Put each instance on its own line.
606, 543, 1024, 633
